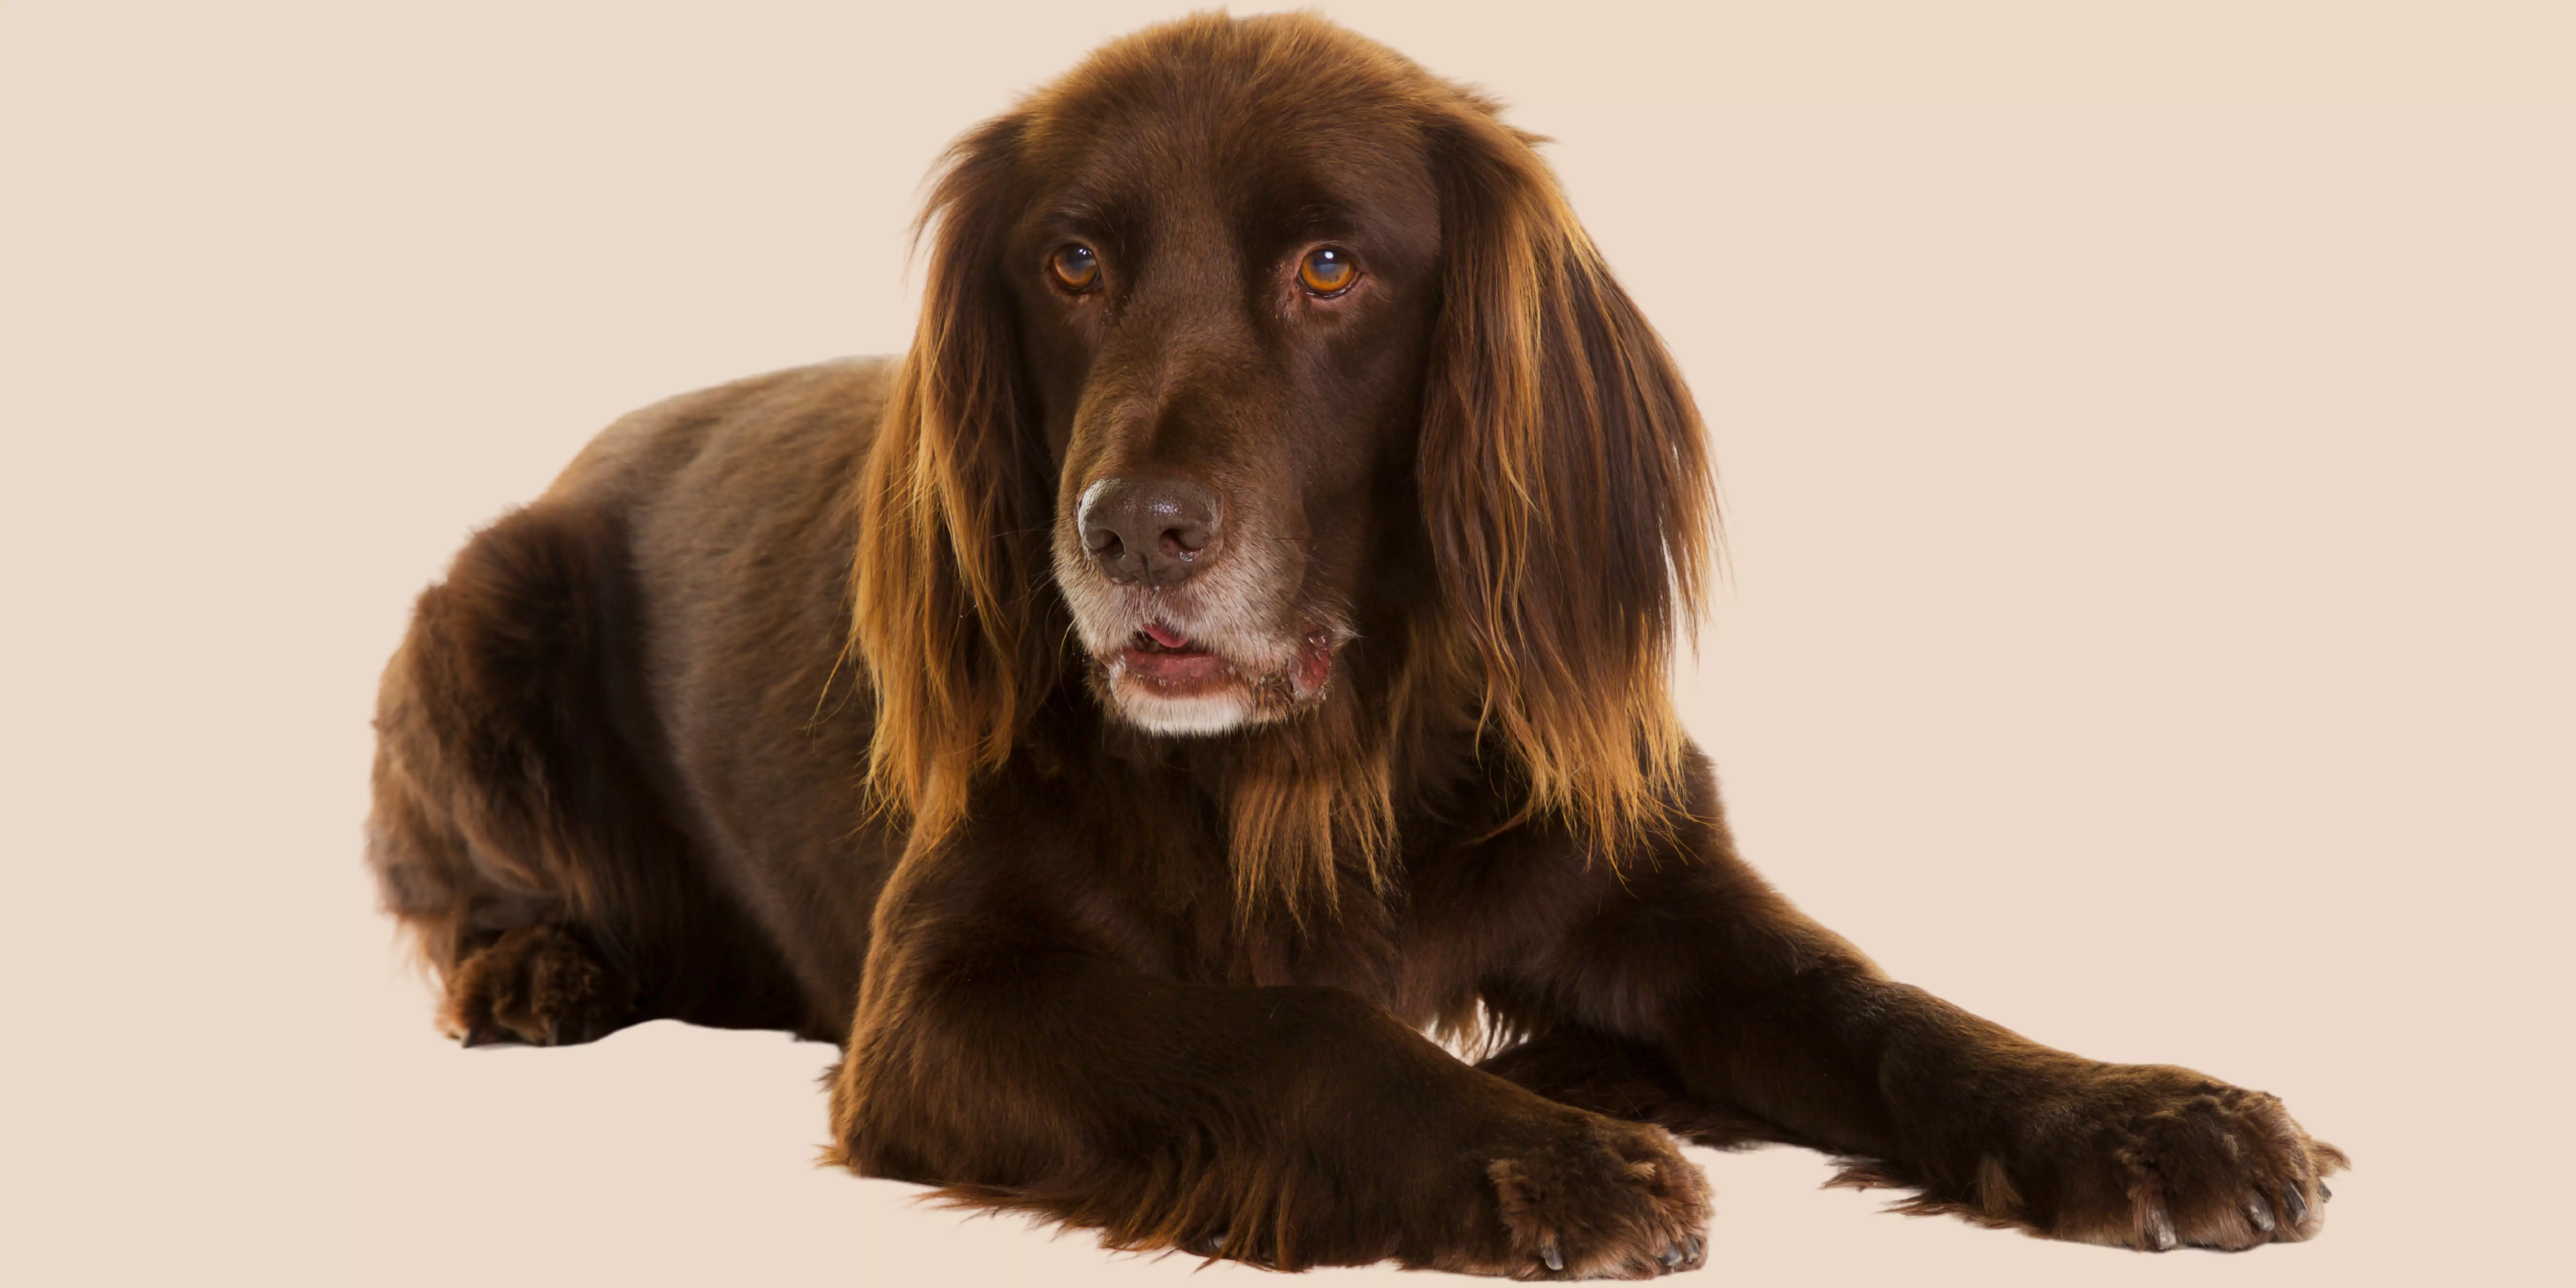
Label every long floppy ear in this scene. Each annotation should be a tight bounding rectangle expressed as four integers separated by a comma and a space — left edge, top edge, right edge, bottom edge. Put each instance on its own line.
1418, 102, 1718, 856
852, 114, 1060, 845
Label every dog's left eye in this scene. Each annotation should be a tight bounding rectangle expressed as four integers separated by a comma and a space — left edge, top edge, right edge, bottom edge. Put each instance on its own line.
1297, 247, 1357, 296
1050, 244, 1102, 293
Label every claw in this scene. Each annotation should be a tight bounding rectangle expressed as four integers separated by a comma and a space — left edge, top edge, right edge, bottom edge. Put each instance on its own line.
1660, 1246, 1683, 1269
2320, 1180, 2333, 1202
2246, 1196, 2276, 1233
1685, 1235, 1702, 1261
2282, 1182, 2308, 1226
2146, 1206, 2176, 1251
1541, 1245, 1564, 1273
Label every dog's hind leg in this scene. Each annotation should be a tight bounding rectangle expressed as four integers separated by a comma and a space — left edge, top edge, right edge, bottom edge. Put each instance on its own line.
366, 501, 719, 1046
367, 498, 820, 1045
365, 501, 655, 1045
369, 747, 642, 1049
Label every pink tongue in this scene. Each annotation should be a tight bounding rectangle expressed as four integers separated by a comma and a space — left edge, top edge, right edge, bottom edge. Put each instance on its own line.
1142, 622, 1190, 649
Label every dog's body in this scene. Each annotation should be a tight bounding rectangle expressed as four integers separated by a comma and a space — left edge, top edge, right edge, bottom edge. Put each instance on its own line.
368, 15, 2339, 1278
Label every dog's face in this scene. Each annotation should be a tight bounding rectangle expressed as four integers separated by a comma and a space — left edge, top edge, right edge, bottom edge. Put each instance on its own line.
861, 14, 1712, 857
1011, 75, 1446, 735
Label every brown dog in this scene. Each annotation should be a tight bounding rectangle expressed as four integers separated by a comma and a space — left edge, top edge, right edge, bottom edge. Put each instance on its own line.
366, 13, 2342, 1278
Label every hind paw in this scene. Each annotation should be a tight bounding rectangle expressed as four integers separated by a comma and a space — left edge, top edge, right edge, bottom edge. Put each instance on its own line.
439, 924, 635, 1047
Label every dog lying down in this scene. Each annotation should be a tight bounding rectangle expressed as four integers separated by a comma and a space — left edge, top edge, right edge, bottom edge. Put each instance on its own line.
367, 12, 2343, 1278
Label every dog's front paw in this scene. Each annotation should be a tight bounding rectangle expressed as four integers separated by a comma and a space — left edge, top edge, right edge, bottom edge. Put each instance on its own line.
2030, 1064, 2345, 1251
1849, 1061, 2346, 1251
1440, 1111, 1710, 1279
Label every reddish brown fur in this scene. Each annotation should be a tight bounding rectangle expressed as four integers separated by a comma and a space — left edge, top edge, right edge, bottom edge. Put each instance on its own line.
367, 13, 2342, 1278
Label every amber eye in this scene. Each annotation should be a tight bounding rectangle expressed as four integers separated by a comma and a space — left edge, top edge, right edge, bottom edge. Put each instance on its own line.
1297, 246, 1356, 296
1050, 244, 1101, 292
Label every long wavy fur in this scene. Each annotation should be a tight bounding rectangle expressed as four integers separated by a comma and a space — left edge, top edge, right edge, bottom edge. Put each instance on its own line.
849, 14, 1717, 907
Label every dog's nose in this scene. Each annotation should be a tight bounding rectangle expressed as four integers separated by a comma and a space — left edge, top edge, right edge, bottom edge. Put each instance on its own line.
1078, 476, 1222, 587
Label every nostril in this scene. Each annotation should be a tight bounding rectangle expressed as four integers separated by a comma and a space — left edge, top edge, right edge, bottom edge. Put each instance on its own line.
1078, 474, 1222, 584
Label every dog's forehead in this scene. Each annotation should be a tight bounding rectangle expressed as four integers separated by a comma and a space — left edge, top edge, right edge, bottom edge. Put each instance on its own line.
1015, 42, 1441, 251
1031, 123, 1438, 272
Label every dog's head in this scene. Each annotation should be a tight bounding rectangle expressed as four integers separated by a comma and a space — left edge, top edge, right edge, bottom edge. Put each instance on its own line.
857, 13, 1713, 865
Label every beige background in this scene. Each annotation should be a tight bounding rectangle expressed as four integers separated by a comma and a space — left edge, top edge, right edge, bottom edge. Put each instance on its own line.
4, 1, 2568, 1284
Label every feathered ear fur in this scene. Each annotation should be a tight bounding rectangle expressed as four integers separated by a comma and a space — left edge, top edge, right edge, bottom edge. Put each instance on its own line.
1417, 102, 1719, 856
853, 115, 1060, 846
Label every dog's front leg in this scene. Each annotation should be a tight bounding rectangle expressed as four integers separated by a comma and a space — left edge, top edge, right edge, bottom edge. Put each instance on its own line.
1481, 758, 2344, 1253
827, 847, 1708, 1279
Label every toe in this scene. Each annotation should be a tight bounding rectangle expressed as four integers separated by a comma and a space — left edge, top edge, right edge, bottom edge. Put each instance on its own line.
2245, 1194, 2276, 1234
460, 1018, 518, 1048
2144, 1206, 2176, 1252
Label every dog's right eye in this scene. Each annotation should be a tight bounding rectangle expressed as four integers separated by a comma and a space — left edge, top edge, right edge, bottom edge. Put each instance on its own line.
1049, 244, 1102, 293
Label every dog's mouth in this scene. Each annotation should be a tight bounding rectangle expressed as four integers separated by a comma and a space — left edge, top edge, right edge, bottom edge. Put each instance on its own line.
1118, 622, 1236, 687
1095, 618, 1343, 734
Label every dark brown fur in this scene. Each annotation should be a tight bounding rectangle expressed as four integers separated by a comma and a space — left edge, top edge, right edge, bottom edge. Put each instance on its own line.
368, 13, 2342, 1278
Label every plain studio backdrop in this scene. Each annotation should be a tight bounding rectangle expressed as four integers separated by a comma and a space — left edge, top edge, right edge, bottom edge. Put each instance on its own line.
3, 2, 2567, 1284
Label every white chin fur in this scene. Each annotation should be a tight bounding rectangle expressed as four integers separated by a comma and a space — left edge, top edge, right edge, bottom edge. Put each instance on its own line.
1115, 688, 1253, 736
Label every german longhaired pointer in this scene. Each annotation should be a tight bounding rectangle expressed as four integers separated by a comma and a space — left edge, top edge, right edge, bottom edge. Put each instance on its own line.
368, 13, 2342, 1277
